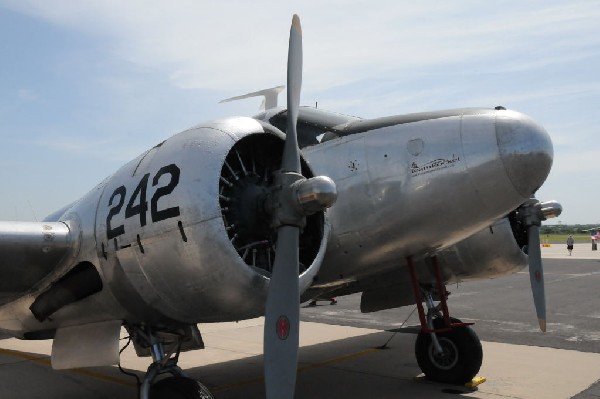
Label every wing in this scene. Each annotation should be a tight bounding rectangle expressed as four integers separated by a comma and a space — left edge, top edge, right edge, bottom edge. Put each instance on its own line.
0, 221, 74, 305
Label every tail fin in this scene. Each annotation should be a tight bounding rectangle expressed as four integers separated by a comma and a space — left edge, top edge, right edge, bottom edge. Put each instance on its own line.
219, 85, 285, 111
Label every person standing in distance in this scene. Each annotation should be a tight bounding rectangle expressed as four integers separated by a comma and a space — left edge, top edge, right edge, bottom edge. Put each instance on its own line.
567, 235, 575, 256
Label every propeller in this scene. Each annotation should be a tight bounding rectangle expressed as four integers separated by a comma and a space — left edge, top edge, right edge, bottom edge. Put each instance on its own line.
518, 198, 562, 332
263, 15, 337, 399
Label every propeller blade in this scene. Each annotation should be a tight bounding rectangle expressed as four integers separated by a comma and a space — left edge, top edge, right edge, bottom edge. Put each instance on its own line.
264, 226, 300, 398
264, 14, 304, 399
282, 14, 302, 174
527, 224, 546, 332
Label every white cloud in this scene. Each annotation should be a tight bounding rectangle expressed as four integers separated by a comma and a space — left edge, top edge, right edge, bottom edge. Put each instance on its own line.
17, 89, 38, 101
551, 148, 600, 175
466, 82, 600, 111
3, 0, 599, 92
33, 135, 144, 163
1, 0, 599, 224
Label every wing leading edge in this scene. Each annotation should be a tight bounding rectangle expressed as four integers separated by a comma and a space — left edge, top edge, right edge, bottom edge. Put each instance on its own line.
0, 221, 75, 305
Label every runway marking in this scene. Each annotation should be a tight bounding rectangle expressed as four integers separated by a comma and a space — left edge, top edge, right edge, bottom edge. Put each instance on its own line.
0, 347, 136, 388
212, 347, 380, 393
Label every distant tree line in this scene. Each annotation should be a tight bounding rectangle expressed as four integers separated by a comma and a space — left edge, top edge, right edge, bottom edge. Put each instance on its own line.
541, 224, 600, 235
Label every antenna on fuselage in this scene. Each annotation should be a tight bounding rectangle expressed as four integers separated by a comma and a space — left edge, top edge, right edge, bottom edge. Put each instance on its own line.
219, 85, 285, 111
27, 200, 38, 222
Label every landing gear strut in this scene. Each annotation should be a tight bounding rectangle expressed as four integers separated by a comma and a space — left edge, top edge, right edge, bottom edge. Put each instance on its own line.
128, 326, 214, 399
407, 256, 483, 384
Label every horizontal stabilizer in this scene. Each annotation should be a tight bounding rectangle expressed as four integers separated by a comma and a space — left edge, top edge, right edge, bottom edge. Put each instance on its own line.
220, 85, 285, 111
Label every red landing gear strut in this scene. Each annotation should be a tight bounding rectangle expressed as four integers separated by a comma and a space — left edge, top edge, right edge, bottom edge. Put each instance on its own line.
406, 256, 483, 384
406, 255, 483, 385
406, 255, 473, 333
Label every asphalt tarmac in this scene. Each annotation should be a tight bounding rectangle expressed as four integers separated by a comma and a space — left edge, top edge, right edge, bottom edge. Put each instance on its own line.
0, 243, 599, 398
302, 253, 600, 354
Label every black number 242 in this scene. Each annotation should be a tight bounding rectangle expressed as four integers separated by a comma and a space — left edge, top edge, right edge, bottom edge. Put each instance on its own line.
106, 164, 181, 240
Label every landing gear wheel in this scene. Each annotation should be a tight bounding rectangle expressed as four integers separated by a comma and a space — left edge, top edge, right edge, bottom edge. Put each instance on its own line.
415, 318, 482, 385
150, 376, 214, 399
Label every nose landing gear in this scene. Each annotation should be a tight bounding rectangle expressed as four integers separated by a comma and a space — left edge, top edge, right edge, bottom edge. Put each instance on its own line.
407, 256, 483, 385
149, 376, 214, 399
126, 325, 215, 399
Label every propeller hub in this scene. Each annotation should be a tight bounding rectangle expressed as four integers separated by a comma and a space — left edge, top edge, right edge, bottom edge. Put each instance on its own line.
540, 201, 562, 220
267, 173, 338, 229
518, 198, 563, 227
296, 176, 337, 215
268, 171, 307, 229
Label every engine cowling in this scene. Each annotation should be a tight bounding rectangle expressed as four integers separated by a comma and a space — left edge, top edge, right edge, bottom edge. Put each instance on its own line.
357, 217, 528, 313
427, 217, 528, 283
95, 117, 329, 324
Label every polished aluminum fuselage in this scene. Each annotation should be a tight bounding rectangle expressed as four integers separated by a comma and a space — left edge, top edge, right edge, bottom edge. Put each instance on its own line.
0, 107, 553, 338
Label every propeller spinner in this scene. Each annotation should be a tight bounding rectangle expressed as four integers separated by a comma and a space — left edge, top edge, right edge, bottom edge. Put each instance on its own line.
263, 15, 337, 399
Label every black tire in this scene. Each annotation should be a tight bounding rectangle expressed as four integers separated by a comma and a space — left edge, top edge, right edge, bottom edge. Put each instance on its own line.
150, 376, 214, 399
415, 317, 482, 384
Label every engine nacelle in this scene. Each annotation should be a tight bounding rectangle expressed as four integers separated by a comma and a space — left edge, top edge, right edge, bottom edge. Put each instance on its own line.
430, 217, 528, 283
358, 217, 528, 313
94, 117, 328, 324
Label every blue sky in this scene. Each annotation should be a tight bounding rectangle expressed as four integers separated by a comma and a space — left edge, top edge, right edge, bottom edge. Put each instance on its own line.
1, 1, 599, 224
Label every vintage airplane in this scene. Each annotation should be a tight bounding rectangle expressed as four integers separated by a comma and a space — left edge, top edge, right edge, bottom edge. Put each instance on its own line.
0, 15, 562, 399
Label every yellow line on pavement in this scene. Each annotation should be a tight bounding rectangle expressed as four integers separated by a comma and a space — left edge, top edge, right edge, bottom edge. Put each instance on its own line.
0, 347, 136, 388
298, 347, 380, 372
213, 347, 380, 393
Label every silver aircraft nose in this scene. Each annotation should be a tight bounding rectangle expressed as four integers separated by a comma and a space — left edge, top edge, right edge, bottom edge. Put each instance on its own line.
496, 110, 554, 197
